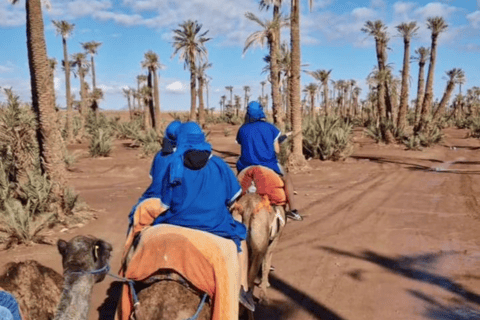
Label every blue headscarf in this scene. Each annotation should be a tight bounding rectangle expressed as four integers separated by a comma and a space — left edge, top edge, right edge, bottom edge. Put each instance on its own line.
245, 101, 266, 123
168, 122, 212, 186
161, 120, 182, 155
0, 291, 21, 320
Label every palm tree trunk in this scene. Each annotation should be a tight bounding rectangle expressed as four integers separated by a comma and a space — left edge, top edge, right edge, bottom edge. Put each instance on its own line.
288, 0, 305, 165
62, 37, 72, 142
147, 71, 156, 129
310, 94, 315, 115
433, 80, 456, 120
127, 93, 132, 121
153, 69, 161, 132
198, 77, 205, 126
78, 74, 87, 139
26, 0, 67, 216
414, 60, 426, 126
397, 38, 411, 130
190, 65, 197, 121
90, 56, 96, 89
417, 36, 438, 133
271, 5, 284, 130
324, 81, 329, 116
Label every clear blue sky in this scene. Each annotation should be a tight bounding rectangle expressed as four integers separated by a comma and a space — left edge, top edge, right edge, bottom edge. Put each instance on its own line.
0, 0, 479, 112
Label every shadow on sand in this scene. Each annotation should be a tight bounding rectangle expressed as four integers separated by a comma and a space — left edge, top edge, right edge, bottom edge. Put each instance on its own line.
98, 281, 123, 319
263, 274, 345, 320
319, 247, 480, 307
409, 289, 480, 320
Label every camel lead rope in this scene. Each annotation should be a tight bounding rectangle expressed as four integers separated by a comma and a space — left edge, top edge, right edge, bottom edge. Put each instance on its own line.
185, 293, 209, 320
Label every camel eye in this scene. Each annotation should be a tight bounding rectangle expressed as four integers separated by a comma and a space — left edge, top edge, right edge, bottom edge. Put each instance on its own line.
94, 244, 99, 261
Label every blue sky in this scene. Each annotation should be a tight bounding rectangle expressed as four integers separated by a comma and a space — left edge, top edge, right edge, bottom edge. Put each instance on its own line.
0, 0, 479, 112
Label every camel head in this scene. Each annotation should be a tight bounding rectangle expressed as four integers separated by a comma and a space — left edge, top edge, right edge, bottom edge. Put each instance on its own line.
57, 235, 113, 282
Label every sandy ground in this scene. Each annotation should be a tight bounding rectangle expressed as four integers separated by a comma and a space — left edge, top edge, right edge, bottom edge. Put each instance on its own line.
3, 124, 480, 320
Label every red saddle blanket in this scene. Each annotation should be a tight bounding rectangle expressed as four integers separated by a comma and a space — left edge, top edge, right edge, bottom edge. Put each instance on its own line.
237, 165, 287, 206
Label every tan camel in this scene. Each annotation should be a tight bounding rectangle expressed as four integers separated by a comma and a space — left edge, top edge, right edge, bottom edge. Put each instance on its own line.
0, 235, 112, 320
232, 193, 287, 303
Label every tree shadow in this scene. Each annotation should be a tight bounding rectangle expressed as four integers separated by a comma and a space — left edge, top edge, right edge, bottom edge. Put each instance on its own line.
241, 299, 295, 320
319, 247, 480, 306
267, 274, 345, 320
97, 281, 123, 320
409, 289, 480, 320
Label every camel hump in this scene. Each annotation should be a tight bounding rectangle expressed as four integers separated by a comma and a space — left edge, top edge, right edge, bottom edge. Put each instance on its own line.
238, 165, 287, 205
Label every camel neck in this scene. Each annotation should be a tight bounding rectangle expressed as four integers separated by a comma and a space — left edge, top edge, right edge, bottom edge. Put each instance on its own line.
54, 273, 95, 320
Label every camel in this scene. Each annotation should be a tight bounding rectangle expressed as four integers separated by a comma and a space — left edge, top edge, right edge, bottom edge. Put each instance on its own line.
0, 235, 113, 320
232, 192, 287, 303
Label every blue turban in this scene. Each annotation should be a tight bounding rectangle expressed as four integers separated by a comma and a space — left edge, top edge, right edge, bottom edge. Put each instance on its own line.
168, 122, 212, 185
245, 101, 266, 123
0, 291, 21, 320
161, 120, 182, 155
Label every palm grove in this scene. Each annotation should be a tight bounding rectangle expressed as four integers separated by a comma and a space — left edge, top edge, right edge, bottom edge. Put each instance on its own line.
1, 0, 479, 246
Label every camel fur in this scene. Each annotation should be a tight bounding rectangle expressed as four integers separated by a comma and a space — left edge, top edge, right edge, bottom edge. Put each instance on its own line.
232, 193, 286, 302
0, 235, 112, 320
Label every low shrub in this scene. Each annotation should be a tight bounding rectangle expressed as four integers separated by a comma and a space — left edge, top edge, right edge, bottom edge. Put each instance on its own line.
302, 115, 353, 161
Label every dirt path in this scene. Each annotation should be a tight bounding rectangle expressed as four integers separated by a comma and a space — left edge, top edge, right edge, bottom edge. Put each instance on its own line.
3, 126, 480, 320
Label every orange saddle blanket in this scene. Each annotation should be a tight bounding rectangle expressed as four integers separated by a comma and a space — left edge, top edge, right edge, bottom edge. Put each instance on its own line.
116, 224, 240, 320
237, 165, 287, 205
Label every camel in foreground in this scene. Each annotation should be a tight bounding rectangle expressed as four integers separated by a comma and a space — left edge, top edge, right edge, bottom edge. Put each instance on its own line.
232, 192, 287, 304
0, 235, 113, 320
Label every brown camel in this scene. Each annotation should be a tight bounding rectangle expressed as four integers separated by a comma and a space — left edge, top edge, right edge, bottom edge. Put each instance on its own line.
232, 193, 287, 303
0, 235, 113, 320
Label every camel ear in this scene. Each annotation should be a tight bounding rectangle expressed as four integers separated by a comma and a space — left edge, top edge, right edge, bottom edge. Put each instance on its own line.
93, 240, 112, 262
57, 239, 68, 257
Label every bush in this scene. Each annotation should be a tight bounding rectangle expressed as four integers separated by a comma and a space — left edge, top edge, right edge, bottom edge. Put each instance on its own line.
302, 115, 353, 161
114, 118, 143, 140
403, 123, 444, 150
89, 127, 114, 157
468, 117, 480, 138
133, 128, 162, 157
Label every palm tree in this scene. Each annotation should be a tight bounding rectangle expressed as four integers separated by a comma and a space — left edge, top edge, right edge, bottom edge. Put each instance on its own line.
10, 0, 67, 215
362, 20, 394, 142
417, 16, 448, 133
123, 87, 133, 120
172, 20, 211, 121
220, 95, 227, 115
136, 74, 147, 117
289, 0, 314, 164
307, 69, 332, 115
81, 41, 102, 90
142, 50, 164, 131
412, 47, 430, 125
244, 11, 288, 129
234, 95, 242, 116
396, 22, 419, 130
196, 61, 212, 126
243, 85, 251, 110
71, 52, 89, 138
260, 81, 267, 108
138, 85, 152, 129
52, 20, 75, 142
225, 86, 234, 107
432, 68, 464, 120
349, 79, 357, 116
48, 57, 58, 107
303, 83, 318, 115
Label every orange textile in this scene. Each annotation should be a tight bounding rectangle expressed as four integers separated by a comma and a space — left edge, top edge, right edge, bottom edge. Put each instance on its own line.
121, 198, 167, 264
238, 165, 287, 205
116, 224, 240, 320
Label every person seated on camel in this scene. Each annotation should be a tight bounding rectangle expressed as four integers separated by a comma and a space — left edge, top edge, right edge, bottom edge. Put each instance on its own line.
127, 120, 181, 231
236, 101, 303, 221
128, 122, 255, 312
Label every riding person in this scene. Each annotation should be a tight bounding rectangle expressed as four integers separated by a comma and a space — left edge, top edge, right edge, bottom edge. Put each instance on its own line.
127, 120, 181, 229
154, 121, 254, 311
236, 101, 303, 221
